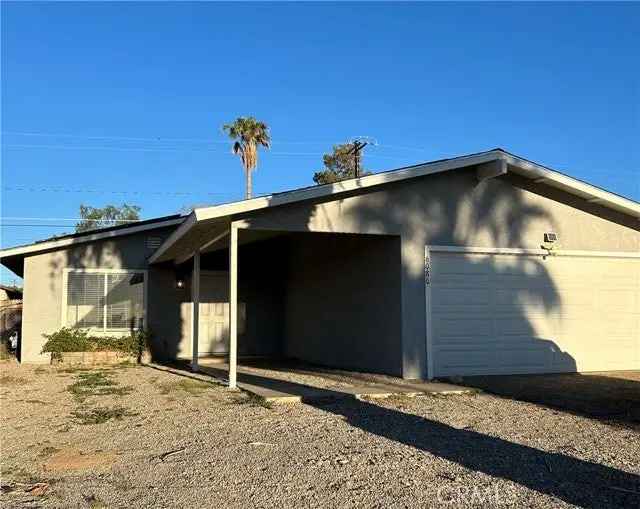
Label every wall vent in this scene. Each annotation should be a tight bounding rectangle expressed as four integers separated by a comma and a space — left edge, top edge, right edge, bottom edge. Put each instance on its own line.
146, 236, 162, 249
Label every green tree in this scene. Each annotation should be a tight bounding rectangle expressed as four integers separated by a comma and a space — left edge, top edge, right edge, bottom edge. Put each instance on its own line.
313, 143, 370, 185
76, 204, 141, 233
222, 117, 271, 199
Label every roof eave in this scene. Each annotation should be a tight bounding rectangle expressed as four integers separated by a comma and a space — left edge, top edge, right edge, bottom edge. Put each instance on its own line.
0, 216, 185, 260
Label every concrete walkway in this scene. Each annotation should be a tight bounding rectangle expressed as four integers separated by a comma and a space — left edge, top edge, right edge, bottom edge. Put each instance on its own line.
189, 361, 477, 404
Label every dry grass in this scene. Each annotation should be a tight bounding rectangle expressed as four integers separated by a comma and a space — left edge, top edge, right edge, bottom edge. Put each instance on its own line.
70, 406, 137, 425
66, 371, 133, 402
0, 375, 27, 386
156, 378, 216, 397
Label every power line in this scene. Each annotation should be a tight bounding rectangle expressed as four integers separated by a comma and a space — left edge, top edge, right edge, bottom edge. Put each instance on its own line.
3, 131, 230, 144
1, 130, 356, 147
3, 143, 226, 153
1, 224, 80, 228
1, 216, 145, 222
1, 186, 260, 196
2, 142, 331, 157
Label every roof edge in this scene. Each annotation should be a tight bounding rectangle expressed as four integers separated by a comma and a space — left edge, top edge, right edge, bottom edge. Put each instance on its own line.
148, 150, 501, 263
149, 149, 640, 264
0, 216, 185, 259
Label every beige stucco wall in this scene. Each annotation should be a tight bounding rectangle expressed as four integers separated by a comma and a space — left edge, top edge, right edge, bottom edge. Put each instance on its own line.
283, 233, 402, 375
239, 168, 640, 378
20, 227, 177, 363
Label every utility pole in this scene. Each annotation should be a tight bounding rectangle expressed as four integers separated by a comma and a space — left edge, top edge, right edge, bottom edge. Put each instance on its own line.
349, 140, 368, 178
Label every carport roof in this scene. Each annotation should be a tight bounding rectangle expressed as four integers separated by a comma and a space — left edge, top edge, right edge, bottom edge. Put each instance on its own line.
148, 148, 640, 264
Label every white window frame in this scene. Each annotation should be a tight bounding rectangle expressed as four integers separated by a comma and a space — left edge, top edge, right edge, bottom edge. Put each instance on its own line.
61, 268, 148, 334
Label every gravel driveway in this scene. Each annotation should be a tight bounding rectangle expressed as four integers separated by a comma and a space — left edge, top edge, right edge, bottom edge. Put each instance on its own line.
1, 362, 639, 508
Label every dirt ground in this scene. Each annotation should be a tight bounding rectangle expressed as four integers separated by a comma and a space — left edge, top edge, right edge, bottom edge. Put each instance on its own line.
460, 371, 640, 426
1, 362, 639, 508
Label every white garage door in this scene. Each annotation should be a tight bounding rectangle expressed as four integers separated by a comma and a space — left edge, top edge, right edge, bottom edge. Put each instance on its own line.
428, 249, 640, 377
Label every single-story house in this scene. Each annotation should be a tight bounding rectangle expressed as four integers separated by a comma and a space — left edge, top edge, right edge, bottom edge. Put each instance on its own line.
1, 149, 638, 386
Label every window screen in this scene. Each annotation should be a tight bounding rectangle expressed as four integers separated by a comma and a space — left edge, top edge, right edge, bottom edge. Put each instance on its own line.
66, 271, 144, 331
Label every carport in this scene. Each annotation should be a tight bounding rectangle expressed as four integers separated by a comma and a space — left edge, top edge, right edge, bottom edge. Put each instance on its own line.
150, 216, 403, 388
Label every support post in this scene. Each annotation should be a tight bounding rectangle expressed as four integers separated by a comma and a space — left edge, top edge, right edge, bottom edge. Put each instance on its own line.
190, 249, 200, 372
228, 225, 238, 389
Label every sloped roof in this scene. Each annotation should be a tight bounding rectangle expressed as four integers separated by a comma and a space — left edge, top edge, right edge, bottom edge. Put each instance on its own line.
148, 149, 640, 264
0, 214, 185, 275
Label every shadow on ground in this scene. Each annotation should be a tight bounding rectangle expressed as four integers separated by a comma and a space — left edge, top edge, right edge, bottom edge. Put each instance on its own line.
153, 361, 640, 508
458, 372, 640, 430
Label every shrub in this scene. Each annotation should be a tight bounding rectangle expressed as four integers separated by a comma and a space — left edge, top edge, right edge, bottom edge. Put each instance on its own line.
41, 327, 151, 359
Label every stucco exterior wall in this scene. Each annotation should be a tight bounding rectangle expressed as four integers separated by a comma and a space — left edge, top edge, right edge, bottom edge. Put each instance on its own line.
283, 233, 402, 375
20, 227, 177, 363
240, 168, 640, 378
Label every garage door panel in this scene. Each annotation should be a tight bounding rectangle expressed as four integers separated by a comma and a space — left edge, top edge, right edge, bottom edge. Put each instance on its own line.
433, 287, 490, 307
433, 317, 492, 339
606, 316, 640, 337
434, 349, 497, 375
597, 290, 638, 313
494, 286, 553, 304
430, 251, 640, 377
496, 314, 556, 337
433, 256, 489, 275
432, 274, 490, 288
496, 346, 550, 369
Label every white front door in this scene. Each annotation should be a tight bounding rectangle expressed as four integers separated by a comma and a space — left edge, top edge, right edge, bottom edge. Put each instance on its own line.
198, 272, 246, 355
199, 273, 230, 355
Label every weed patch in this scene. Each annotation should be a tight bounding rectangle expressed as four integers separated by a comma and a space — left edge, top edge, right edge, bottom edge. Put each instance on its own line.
70, 406, 137, 425
232, 392, 274, 409
0, 464, 35, 483
84, 494, 107, 508
59, 366, 94, 374
67, 371, 133, 402
157, 378, 214, 397
38, 446, 60, 458
0, 375, 27, 386
24, 399, 49, 405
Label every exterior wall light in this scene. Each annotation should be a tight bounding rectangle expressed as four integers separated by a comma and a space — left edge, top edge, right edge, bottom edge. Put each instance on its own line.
175, 278, 185, 290
541, 232, 559, 258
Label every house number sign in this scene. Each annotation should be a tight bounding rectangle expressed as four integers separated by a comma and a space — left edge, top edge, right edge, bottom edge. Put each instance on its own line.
425, 254, 431, 285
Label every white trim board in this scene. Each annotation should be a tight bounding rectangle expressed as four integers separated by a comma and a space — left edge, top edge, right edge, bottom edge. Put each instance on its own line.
1, 217, 184, 259
150, 149, 640, 264
424, 246, 435, 380
428, 246, 640, 259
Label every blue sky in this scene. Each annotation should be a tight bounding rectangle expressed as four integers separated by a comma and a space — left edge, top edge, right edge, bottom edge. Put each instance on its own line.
1, 2, 638, 283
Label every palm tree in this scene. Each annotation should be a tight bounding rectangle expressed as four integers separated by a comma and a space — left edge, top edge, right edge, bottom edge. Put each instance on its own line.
222, 117, 271, 199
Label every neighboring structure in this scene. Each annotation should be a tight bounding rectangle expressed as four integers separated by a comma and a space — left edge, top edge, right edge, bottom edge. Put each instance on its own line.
0, 284, 23, 356
1, 149, 638, 385
0, 284, 22, 301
